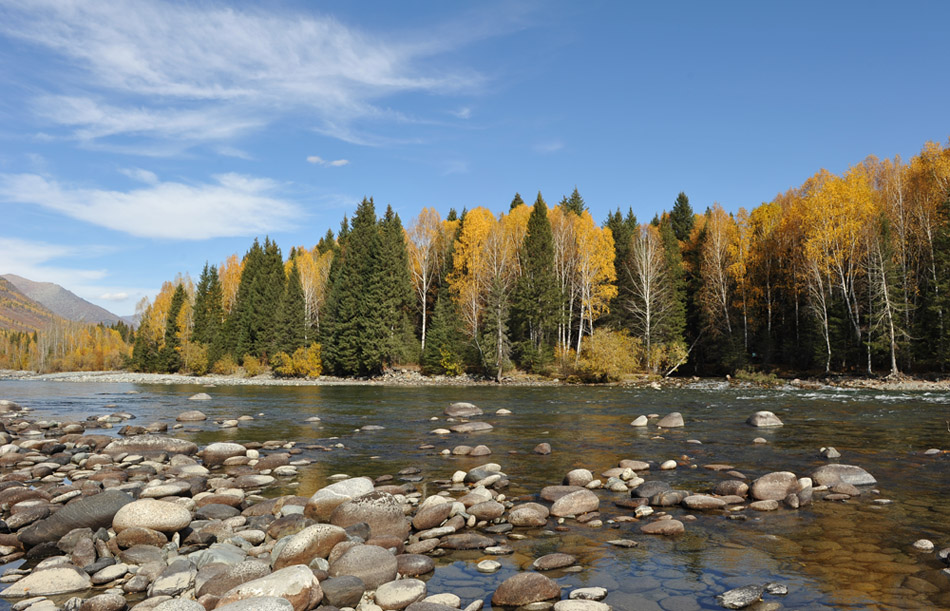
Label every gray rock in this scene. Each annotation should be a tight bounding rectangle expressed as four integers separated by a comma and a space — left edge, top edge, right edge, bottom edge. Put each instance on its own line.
330, 490, 410, 540
492, 572, 561, 607
554, 602, 611, 611
630, 415, 648, 427
215, 597, 295, 611
201, 442, 248, 467
746, 411, 783, 427
196, 560, 270, 598
79, 593, 128, 611
18, 490, 134, 548
149, 558, 196, 597
656, 412, 684, 428
819, 446, 840, 459
550, 489, 599, 517
450, 421, 493, 434
321, 575, 365, 608
272, 523, 347, 569
533, 552, 577, 570
328, 544, 398, 589
640, 519, 685, 535
750, 472, 798, 501
152, 600, 207, 611
176, 410, 207, 422
633, 481, 670, 498
216, 565, 322, 611
716, 585, 764, 609
563, 469, 594, 487
444, 402, 483, 418
102, 435, 198, 457
508, 502, 549, 527
811, 464, 876, 486
375, 578, 427, 610
396, 554, 435, 576
682, 495, 727, 510
113, 499, 192, 534
304, 477, 375, 521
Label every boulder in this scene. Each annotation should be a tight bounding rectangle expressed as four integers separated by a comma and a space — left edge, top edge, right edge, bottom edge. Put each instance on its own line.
330, 490, 410, 540
321, 575, 366, 608
656, 412, 684, 428
444, 402, 483, 418
113, 499, 192, 534
102, 435, 198, 457
216, 565, 322, 611
176, 410, 207, 422
746, 411, 783, 427
304, 476, 375, 521
682, 495, 727, 510
563, 469, 594, 487
375, 578, 427, 610
716, 584, 765, 609
811, 464, 876, 486
533, 553, 576, 571
215, 598, 295, 611
2, 565, 92, 597
196, 560, 271, 598
328, 544, 398, 589
641, 519, 685, 535
492, 572, 561, 607
272, 523, 347, 569
201, 442, 247, 467
449, 422, 493, 434
508, 503, 549, 527
750, 472, 798, 501
18, 490, 133, 548
550, 489, 599, 517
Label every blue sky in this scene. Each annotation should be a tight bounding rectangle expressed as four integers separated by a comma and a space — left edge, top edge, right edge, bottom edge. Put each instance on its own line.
1, 1, 948, 316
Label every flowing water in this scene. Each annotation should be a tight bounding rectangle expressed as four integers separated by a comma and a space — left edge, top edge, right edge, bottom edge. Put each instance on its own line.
1, 380, 949, 610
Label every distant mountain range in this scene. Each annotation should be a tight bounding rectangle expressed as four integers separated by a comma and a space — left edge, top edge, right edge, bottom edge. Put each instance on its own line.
0, 274, 127, 331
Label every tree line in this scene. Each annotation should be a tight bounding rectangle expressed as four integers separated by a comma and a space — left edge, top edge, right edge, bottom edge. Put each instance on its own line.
110, 139, 950, 378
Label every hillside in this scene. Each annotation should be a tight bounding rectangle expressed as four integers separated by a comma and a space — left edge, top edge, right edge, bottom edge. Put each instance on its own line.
0, 277, 57, 332
2, 274, 123, 325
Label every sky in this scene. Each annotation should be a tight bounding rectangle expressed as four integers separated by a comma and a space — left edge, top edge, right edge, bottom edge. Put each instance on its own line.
1, 1, 948, 316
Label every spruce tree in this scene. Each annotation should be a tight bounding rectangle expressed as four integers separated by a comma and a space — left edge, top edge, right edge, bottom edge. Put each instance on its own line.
421, 291, 468, 375
604, 207, 638, 329
509, 193, 525, 211
192, 262, 224, 347
131, 320, 159, 372
511, 193, 559, 370
670, 192, 694, 242
561, 187, 587, 215
322, 198, 389, 376
657, 219, 687, 345
275, 260, 307, 354
378, 205, 418, 364
232, 238, 284, 361
159, 283, 187, 373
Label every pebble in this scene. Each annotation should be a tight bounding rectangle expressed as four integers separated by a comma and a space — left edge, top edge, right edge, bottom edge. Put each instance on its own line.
476, 560, 501, 573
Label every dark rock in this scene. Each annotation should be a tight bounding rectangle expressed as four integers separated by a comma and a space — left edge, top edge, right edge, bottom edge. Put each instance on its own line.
492, 572, 561, 606
716, 585, 765, 609
533, 552, 576, 570
396, 554, 435, 576
633, 481, 670, 499
321, 575, 365, 608
18, 490, 134, 548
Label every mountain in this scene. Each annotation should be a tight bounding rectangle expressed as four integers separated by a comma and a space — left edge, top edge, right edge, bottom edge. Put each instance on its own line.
0, 276, 57, 332
1, 274, 123, 326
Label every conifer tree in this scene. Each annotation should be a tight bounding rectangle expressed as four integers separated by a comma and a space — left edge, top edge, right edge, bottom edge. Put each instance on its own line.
378, 205, 418, 364
658, 219, 687, 345
131, 319, 159, 372
604, 207, 638, 329
275, 260, 307, 354
670, 192, 694, 242
192, 262, 224, 347
511, 193, 559, 369
509, 193, 525, 211
560, 187, 587, 215
159, 283, 187, 372
232, 238, 284, 361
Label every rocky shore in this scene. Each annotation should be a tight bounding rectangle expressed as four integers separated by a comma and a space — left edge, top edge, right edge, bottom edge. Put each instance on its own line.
0, 396, 946, 611
3, 369, 948, 392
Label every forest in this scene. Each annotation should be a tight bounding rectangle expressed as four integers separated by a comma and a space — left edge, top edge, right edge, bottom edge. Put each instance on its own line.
2, 139, 949, 380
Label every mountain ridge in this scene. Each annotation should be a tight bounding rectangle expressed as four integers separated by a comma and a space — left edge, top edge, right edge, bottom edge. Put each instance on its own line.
0, 277, 58, 332
1, 274, 123, 326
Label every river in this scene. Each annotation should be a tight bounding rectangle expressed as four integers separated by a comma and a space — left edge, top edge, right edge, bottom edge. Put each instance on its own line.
0, 380, 948, 610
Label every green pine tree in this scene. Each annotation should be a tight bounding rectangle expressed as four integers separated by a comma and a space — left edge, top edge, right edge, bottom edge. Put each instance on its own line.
131, 320, 159, 372
231, 238, 285, 361
604, 207, 638, 329
657, 219, 687, 345
159, 283, 187, 373
670, 192, 694, 242
421, 291, 468, 375
560, 187, 587, 215
275, 260, 307, 354
378, 205, 418, 365
511, 193, 560, 370
509, 192, 525, 211
192, 262, 224, 346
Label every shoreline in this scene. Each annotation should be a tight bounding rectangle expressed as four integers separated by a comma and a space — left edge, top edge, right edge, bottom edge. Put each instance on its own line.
2, 368, 948, 392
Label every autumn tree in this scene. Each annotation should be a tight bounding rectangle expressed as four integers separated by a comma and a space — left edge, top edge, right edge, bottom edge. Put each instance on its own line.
407, 207, 442, 351
699, 204, 736, 344
573, 210, 617, 362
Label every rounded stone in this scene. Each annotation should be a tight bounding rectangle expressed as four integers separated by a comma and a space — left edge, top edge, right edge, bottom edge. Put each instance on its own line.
189, 393, 212, 401
533, 552, 577, 571
746, 411, 783, 427
534, 442, 552, 455
477, 560, 501, 573
913, 539, 935, 552
2, 565, 92, 597
375, 578, 427, 610
215, 597, 296, 611
554, 602, 611, 611
115, 526, 168, 549
508, 502, 550, 527
682, 495, 727, 510
656, 412, 684, 428
468, 500, 505, 520
550, 489, 599, 517
329, 544, 398, 589
176, 410, 207, 422
304, 477, 375, 521
321, 575, 366, 608
113, 499, 192, 534
640, 519, 685, 535
564, 469, 594, 487
750, 472, 798, 501
630, 415, 648, 427
444, 402, 483, 418
493, 572, 561, 606
811, 464, 876, 486
216, 565, 322, 611
79, 593, 129, 611
330, 490, 410, 540
396, 554, 435, 576
201, 442, 248, 467
273, 523, 348, 569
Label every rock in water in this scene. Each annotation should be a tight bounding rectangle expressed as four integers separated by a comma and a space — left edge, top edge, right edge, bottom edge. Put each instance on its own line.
656, 412, 684, 428
18, 490, 134, 548
102, 435, 198, 457
444, 402, 483, 418
716, 584, 765, 609
750, 472, 798, 501
550, 489, 599, 517
216, 565, 322, 611
811, 464, 876, 486
189, 393, 212, 401
746, 411, 783, 427
492, 572, 561, 607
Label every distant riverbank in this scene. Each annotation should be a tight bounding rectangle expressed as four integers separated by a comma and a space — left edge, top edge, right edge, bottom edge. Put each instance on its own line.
2, 368, 948, 392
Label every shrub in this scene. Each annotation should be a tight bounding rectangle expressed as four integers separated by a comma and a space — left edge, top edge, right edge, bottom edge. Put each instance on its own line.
576, 329, 642, 382
242, 355, 265, 377
292, 343, 322, 378
210, 354, 238, 375
181, 342, 209, 376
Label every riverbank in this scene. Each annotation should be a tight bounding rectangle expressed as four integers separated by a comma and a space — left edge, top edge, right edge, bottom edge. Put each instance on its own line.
2, 368, 949, 391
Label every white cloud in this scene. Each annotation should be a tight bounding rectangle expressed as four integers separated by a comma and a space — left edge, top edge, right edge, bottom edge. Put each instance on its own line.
534, 140, 565, 154
119, 168, 159, 185
0, 1, 484, 149
450, 107, 472, 119
0, 172, 302, 240
307, 155, 349, 167
98, 292, 129, 301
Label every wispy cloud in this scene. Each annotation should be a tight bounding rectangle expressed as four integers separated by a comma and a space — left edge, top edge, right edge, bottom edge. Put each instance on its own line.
0, 172, 302, 240
98, 292, 129, 302
442, 160, 470, 175
534, 140, 565, 154
0, 1, 485, 151
307, 155, 350, 168
118, 168, 159, 185
450, 107, 473, 119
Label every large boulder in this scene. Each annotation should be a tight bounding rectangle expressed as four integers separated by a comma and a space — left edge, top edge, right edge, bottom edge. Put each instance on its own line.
656, 412, 684, 428
746, 411, 784, 427
811, 464, 876, 486
550, 489, 599, 517
216, 565, 322, 611
200, 442, 247, 467
18, 490, 133, 548
492, 572, 561, 607
304, 477, 374, 521
330, 490, 410, 540
102, 435, 198, 457
750, 471, 798, 501
508, 503, 549, 527
113, 499, 192, 534
374, 578, 427, 610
